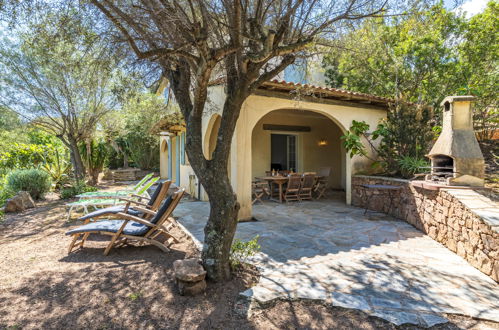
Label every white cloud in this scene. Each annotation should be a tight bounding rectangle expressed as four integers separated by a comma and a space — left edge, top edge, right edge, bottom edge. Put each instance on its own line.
454, 0, 489, 18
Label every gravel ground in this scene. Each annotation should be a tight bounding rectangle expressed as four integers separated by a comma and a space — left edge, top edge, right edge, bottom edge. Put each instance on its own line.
0, 188, 497, 330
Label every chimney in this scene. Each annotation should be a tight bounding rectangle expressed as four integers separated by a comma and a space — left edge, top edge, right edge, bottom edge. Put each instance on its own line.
427, 96, 485, 186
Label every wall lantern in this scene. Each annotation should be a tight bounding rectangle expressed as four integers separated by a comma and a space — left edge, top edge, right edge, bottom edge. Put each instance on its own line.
318, 139, 328, 146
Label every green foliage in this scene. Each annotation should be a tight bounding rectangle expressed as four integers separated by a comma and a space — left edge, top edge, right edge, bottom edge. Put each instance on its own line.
0, 140, 71, 187
0, 107, 22, 131
60, 181, 98, 199
0, 143, 46, 169
374, 102, 433, 173
27, 129, 63, 146
79, 140, 108, 172
342, 102, 433, 177
40, 148, 72, 189
229, 235, 261, 270
103, 93, 168, 170
341, 121, 370, 158
0, 175, 16, 208
6, 169, 52, 199
324, 3, 498, 139
324, 4, 465, 109
79, 139, 109, 185
0, 7, 137, 179
459, 1, 498, 140
398, 156, 430, 178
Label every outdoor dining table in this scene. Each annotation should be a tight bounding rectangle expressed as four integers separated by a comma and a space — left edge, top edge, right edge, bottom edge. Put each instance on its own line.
256, 175, 324, 203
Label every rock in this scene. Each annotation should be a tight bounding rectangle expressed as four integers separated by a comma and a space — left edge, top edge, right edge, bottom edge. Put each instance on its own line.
428, 226, 438, 239
447, 239, 457, 252
491, 261, 499, 282
177, 279, 207, 296
5, 198, 22, 213
471, 250, 492, 275
5, 191, 36, 213
173, 258, 207, 282
456, 241, 466, 258
19, 191, 36, 208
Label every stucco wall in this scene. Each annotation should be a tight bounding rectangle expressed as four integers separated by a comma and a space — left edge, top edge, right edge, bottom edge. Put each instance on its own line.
251, 110, 344, 189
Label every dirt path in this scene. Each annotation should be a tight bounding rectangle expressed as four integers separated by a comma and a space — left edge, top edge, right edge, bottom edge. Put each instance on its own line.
0, 193, 496, 329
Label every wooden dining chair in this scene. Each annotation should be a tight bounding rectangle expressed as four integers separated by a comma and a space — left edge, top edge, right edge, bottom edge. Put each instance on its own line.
283, 174, 301, 202
315, 167, 331, 199
299, 173, 316, 200
252, 181, 270, 204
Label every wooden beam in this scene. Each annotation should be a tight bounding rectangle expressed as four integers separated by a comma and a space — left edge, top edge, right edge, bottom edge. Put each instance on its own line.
263, 124, 311, 132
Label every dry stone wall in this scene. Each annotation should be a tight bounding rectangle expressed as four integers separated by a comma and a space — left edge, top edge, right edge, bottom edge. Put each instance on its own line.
352, 175, 499, 282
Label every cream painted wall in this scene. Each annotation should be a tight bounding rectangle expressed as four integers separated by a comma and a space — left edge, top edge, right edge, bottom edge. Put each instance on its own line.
251, 110, 344, 189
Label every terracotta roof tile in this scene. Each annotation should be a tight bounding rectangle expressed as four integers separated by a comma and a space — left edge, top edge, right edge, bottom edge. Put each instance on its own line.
261, 79, 394, 105
208, 77, 394, 107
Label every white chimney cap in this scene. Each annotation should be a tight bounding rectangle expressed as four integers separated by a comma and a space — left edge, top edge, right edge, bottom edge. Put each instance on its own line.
440, 95, 475, 106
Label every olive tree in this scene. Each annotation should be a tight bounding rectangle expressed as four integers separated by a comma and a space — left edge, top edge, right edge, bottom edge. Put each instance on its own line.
0, 9, 128, 180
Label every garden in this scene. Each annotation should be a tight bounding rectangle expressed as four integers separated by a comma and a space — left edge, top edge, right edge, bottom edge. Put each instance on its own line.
0, 0, 497, 329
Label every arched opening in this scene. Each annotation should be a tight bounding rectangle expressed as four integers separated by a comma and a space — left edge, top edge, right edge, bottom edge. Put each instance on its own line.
251, 109, 346, 196
204, 114, 221, 160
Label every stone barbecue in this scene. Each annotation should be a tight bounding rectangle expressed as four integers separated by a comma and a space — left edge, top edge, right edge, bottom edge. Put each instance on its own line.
426, 96, 485, 186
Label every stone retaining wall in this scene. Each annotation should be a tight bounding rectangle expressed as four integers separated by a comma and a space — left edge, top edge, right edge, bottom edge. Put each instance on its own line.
352, 175, 499, 282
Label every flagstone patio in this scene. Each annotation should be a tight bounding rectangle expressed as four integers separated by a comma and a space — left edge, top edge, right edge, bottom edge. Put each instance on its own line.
174, 196, 499, 327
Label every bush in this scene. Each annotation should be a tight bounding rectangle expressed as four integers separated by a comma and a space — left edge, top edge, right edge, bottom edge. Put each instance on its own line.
398, 156, 430, 178
342, 102, 434, 177
229, 235, 261, 270
6, 169, 51, 200
0, 176, 15, 207
60, 181, 98, 199
0, 143, 46, 169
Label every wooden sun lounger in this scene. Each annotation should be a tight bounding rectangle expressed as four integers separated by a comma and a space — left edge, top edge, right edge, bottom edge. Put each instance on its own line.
78, 181, 172, 222
66, 189, 185, 255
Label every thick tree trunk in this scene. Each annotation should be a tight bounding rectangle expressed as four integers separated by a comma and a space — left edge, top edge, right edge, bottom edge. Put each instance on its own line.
200, 172, 240, 281
68, 137, 86, 181
88, 168, 100, 186
168, 61, 248, 281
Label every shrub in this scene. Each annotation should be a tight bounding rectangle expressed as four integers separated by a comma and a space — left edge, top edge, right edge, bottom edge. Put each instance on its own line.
60, 181, 98, 199
341, 102, 434, 177
0, 143, 46, 169
229, 235, 261, 270
398, 156, 430, 178
0, 176, 15, 207
6, 169, 51, 199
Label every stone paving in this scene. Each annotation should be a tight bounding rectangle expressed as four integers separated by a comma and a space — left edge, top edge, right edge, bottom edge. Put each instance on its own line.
174, 197, 499, 327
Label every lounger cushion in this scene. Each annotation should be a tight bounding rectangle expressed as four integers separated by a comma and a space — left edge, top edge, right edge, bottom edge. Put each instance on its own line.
78, 206, 141, 221
150, 195, 173, 224
147, 182, 163, 206
66, 219, 150, 236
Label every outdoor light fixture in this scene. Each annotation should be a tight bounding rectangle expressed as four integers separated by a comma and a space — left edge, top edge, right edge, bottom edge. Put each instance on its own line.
318, 139, 328, 146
